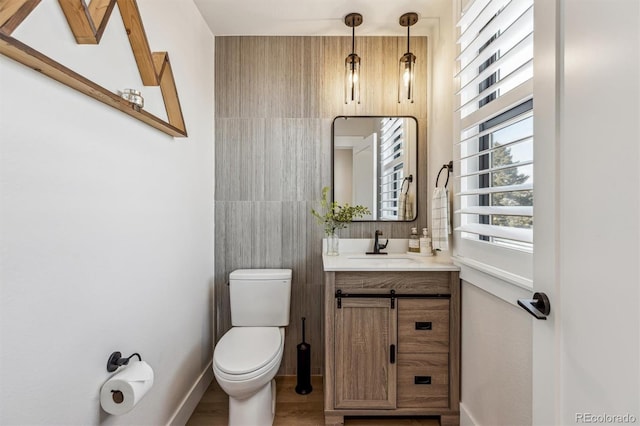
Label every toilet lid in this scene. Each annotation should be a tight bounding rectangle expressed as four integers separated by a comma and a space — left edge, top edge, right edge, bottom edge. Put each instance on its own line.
214, 327, 282, 375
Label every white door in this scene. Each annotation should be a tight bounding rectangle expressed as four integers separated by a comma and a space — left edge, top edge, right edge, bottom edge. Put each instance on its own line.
352, 133, 376, 219
532, 1, 640, 424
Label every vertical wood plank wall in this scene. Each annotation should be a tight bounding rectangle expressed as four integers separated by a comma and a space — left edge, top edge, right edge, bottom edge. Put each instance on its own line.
215, 36, 428, 375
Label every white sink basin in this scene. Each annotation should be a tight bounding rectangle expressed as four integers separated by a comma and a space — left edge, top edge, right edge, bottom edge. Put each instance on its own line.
346, 255, 419, 264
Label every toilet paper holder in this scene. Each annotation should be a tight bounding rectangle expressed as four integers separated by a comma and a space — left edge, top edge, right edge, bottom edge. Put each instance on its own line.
107, 351, 143, 372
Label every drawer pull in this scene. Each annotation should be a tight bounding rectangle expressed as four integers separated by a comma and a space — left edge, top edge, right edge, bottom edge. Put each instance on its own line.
414, 376, 432, 385
415, 321, 432, 330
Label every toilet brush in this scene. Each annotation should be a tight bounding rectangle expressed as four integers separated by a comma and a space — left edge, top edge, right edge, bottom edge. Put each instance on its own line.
295, 317, 313, 395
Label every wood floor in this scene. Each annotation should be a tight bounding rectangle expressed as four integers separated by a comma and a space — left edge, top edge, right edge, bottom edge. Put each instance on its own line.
186, 376, 440, 426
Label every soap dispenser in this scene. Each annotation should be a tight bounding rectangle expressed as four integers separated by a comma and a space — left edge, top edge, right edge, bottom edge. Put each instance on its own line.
408, 227, 420, 253
420, 227, 433, 256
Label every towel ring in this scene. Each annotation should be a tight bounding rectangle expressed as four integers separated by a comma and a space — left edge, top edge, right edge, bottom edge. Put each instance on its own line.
400, 174, 413, 194
436, 161, 453, 188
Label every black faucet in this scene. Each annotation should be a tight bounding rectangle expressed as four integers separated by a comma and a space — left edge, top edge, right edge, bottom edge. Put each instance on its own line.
366, 230, 389, 255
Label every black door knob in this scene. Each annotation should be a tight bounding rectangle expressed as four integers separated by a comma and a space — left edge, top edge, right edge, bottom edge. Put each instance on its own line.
517, 292, 551, 320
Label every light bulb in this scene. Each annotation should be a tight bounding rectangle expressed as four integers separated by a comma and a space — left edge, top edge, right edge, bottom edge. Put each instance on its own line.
403, 68, 411, 86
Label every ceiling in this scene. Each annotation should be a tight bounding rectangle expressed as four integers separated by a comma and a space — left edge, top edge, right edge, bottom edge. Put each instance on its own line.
192, 0, 451, 37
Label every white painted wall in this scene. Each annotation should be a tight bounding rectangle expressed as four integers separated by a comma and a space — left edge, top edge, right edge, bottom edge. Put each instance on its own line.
460, 282, 532, 426
0, 1, 215, 424
427, 0, 455, 237
334, 148, 354, 206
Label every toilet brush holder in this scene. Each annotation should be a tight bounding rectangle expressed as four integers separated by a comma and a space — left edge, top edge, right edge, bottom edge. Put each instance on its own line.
295, 317, 313, 395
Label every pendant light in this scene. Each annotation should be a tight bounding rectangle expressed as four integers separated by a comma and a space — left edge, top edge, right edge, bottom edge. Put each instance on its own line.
344, 13, 362, 104
398, 13, 418, 103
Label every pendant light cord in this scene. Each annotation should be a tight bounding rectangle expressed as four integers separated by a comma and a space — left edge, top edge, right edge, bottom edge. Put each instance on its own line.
352, 24, 356, 100
352, 24, 355, 56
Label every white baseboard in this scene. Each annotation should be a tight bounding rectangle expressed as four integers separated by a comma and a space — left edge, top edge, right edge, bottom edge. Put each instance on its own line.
167, 360, 214, 426
460, 402, 479, 426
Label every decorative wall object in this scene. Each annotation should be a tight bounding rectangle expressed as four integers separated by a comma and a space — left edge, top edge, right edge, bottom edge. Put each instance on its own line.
0, 0, 187, 137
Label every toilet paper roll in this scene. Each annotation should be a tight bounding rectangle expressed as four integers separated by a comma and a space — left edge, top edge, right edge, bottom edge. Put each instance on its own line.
100, 360, 154, 415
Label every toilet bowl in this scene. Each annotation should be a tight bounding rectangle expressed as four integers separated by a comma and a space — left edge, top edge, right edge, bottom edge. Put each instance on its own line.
213, 327, 285, 425
212, 269, 292, 426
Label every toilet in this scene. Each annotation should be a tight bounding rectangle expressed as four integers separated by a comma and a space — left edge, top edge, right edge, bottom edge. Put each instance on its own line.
213, 269, 292, 426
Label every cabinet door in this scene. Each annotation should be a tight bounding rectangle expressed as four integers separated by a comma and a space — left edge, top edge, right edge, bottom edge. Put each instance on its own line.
334, 298, 397, 409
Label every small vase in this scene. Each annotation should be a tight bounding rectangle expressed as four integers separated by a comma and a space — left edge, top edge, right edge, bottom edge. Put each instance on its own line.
326, 230, 339, 256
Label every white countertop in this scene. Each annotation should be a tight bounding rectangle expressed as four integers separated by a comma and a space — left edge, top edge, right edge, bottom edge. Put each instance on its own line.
322, 239, 460, 272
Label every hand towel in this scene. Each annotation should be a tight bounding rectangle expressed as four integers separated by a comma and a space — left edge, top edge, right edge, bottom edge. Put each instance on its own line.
398, 193, 407, 220
432, 187, 450, 251
404, 193, 413, 220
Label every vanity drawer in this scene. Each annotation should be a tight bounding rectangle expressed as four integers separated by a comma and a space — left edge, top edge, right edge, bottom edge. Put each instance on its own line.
397, 353, 449, 408
398, 299, 449, 353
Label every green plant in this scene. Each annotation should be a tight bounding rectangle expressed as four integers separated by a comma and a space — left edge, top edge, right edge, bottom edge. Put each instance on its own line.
311, 187, 371, 235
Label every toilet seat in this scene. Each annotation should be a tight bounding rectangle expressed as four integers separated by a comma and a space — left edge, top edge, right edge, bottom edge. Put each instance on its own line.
214, 327, 282, 380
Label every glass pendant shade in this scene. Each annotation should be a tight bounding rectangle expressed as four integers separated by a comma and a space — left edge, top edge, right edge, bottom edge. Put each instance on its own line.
344, 13, 363, 104
398, 12, 418, 104
398, 52, 416, 103
345, 53, 361, 104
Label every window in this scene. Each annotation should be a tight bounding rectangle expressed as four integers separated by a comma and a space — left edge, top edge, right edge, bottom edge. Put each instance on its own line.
454, 0, 534, 282
379, 118, 406, 220
459, 100, 533, 250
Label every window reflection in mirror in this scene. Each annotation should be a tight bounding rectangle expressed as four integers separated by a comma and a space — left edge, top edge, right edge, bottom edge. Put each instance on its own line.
332, 116, 418, 221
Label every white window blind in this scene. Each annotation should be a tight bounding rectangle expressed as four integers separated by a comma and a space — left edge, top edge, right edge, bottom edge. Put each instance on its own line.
455, 0, 534, 257
379, 117, 405, 220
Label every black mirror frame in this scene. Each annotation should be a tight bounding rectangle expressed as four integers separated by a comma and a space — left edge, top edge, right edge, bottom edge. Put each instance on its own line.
331, 115, 419, 222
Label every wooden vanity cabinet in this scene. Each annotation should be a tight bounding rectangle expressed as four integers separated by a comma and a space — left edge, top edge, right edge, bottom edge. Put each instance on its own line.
324, 271, 460, 426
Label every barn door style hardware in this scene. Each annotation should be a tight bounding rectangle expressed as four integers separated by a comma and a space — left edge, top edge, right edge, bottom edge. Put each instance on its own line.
0, 0, 187, 137
335, 289, 450, 309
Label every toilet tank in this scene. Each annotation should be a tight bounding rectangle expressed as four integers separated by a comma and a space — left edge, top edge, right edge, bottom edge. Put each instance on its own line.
229, 269, 292, 326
